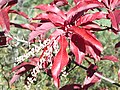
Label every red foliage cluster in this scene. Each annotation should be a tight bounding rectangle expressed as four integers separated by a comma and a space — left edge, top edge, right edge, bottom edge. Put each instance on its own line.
0, 0, 120, 89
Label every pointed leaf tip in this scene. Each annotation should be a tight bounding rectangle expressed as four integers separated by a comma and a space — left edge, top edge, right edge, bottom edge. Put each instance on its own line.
101, 55, 119, 62
51, 35, 69, 88
72, 26, 103, 52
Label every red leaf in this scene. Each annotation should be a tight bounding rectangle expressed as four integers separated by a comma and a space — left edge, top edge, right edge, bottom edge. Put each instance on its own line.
87, 64, 98, 77
35, 4, 66, 19
73, 0, 101, 5
101, 55, 119, 62
6, 37, 13, 44
70, 40, 85, 65
102, 0, 109, 9
9, 73, 21, 85
32, 13, 49, 21
86, 43, 101, 61
29, 57, 40, 63
49, 29, 64, 39
0, 0, 17, 8
110, 0, 120, 10
29, 22, 55, 41
71, 34, 86, 53
59, 84, 82, 90
29, 23, 42, 28
0, 0, 10, 8
50, 0, 68, 7
73, 0, 80, 4
115, 41, 120, 48
10, 23, 36, 31
17, 24, 35, 30
51, 35, 69, 88
67, 1, 103, 19
12, 62, 36, 72
77, 12, 106, 26
72, 26, 103, 52
99, 88, 109, 90
70, 11, 84, 25
102, 0, 120, 10
118, 69, 120, 81
108, 10, 120, 31
83, 73, 101, 89
9, 10, 29, 19
0, 8, 10, 32
82, 22, 101, 31
10, 62, 36, 85
48, 13, 65, 25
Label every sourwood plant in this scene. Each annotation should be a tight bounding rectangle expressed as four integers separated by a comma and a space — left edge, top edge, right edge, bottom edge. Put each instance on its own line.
0, 0, 120, 89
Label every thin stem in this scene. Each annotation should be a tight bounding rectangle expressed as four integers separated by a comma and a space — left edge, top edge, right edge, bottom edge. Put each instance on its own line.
60, 65, 77, 76
74, 61, 87, 70
67, 65, 77, 73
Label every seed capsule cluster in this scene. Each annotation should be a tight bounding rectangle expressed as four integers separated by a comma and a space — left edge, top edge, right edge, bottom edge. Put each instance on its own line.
15, 39, 55, 64
15, 38, 59, 89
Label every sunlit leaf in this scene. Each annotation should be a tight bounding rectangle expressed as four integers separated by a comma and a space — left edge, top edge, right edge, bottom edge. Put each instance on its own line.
72, 26, 103, 52
70, 40, 85, 65
0, 7, 10, 32
108, 10, 120, 31
118, 69, 120, 81
83, 73, 101, 89
51, 35, 69, 88
50, 0, 68, 7
76, 12, 106, 26
29, 22, 55, 41
67, 1, 103, 19
101, 55, 119, 62
10, 23, 36, 31
0, 0, 17, 8
10, 62, 36, 85
35, 4, 66, 19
